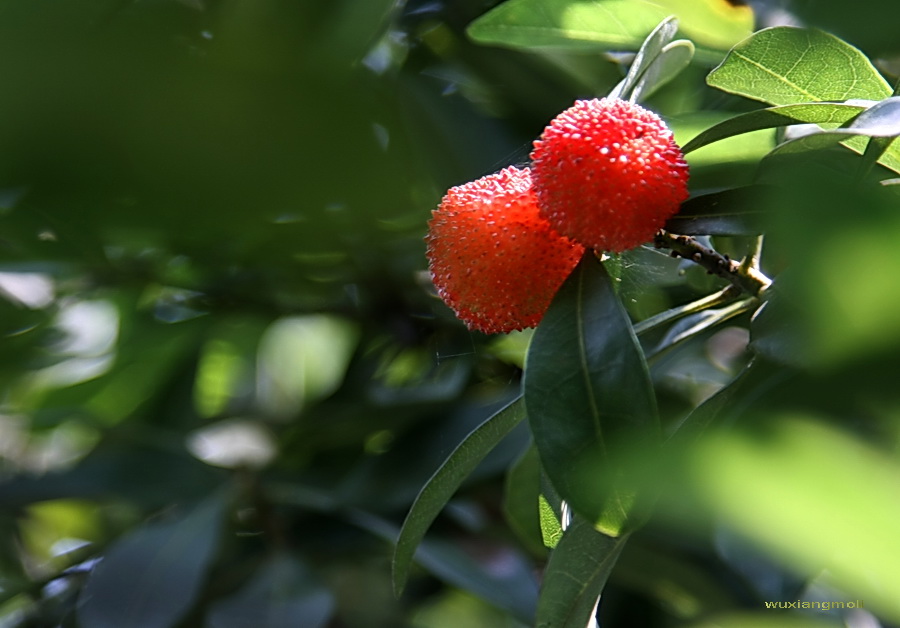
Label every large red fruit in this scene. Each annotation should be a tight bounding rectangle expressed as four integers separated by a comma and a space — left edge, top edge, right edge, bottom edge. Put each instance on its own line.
531, 98, 689, 252
426, 166, 584, 334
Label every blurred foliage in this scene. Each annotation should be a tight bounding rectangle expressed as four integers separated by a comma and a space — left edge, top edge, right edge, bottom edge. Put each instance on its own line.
0, 0, 898, 627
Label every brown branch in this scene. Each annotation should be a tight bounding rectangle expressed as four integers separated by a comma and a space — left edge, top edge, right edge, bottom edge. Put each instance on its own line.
653, 230, 771, 297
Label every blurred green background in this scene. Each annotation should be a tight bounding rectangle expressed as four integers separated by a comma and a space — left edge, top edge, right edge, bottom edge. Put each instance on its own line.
1, 0, 899, 626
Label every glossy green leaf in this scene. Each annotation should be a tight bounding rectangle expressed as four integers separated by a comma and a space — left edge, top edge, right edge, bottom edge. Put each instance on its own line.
609, 16, 679, 101
206, 555, 334, 628
524, 255, 658, 532
666, 186, 771, 236
467, 0, 752, 54
536, 517, 629, 628
392, 397, 526, 596
467, 0, 671, 52
707, 27, 891, 105
681, 102, 869, 154
844, 96, 900, 136
655, 0, 753, 52
78, 492, 227, 628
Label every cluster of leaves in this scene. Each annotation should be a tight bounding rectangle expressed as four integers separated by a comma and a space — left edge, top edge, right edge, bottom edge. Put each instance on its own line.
0, 0, 899, 627
397, 2, 900, 628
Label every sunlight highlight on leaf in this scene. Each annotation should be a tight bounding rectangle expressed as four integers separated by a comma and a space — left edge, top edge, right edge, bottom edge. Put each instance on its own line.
707, 27, 891, 105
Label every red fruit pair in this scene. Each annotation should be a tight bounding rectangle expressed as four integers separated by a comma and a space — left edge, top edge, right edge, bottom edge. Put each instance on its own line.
427, 98, 690, 333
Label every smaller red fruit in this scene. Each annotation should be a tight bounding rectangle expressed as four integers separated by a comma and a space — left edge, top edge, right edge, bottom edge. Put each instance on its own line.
531, 98, 690, 252
426, 166, 584, 334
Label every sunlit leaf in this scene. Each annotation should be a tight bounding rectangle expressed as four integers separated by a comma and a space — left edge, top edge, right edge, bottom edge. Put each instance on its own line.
467, 0, 672, 52
525, 255, 658, 533
467, 0, 752, 55
256, 315, 359, 417
686, 613, 838, 628
392, 397, 526, 595
672, 113, 776, 174
78, 492, 227, 628
655, 0, 752, 52
707, 27, 891, 105
538, 495, 563, 549
682, 417, 900, 622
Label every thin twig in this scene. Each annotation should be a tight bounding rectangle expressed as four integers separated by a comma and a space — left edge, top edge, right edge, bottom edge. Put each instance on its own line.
653, 230, 771, 296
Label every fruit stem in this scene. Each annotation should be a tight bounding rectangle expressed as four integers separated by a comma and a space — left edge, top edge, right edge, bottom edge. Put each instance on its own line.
653, 230, 772, 297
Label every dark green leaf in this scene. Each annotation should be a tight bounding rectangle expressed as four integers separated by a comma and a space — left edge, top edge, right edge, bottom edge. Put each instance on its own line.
503, 445, 546, 556
78, 492, 227, 628
206, 555, 334, 628
525, 255, 658, 532
536, 517, 628, 628
417, 538, 539, 625
681, 102, 869, 155
392, 397, 526, 595
647, 298, 757, 360
707, 27, 891, 105
350, 509, 538, 625
666, 186, 772, 235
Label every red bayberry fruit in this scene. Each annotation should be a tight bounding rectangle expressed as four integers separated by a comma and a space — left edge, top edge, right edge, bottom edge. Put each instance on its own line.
426, 166, 585, 334
530, 98, 689, 252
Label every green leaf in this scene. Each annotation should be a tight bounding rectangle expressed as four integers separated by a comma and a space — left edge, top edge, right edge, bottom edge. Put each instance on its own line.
609, 16, 679, 101
349, 508, 538, 624
78, 492, 227, 628
681, 102, 869, 154
535, 517, 629, 628
503, 445, 546, 555
538, 494, 563, 549
666, 186, 771, 236
707, 27, 891, 106
654, 0, 753, 52
416, 538, 539, 624
392, 397, 526, 596
682, 417, 900, 621
467, 0, 671, 52
524, 255, 658, 532
646, 298, 757, 360
843, 95, 900, 136
466, 0, 752, 55
628, 39, 694, 102
685, 614, 841, 628
206, 555, 334, 628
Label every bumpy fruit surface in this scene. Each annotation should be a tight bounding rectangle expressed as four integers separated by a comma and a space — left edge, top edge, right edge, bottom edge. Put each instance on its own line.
531, 98, 689, 252
426, 166, 584, 334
